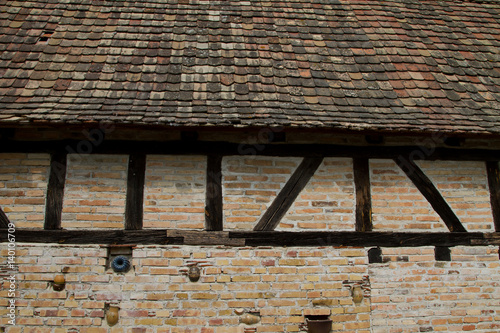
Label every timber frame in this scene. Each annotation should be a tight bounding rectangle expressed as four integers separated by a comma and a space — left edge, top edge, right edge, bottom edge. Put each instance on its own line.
0, 206, 10, 228
1, 139, 500, 247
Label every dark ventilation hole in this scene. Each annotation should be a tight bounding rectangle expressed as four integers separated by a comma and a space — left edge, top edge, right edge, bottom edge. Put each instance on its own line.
368, 247, 383, 264
38, 30, 54, 43
270, 131, 286, 143
180, 131, 199, 142
443, 137, 464, 147
365, 135, 384, 144
435, 246, 451, 261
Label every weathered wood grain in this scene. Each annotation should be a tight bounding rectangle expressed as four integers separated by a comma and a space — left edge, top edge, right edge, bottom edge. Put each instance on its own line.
2, 229, 499, 247
353, 158, 372, 232
486, 161, 500, 231
205, 155, 223, 231
125, 154, 146, 230
44, 153, 67, 230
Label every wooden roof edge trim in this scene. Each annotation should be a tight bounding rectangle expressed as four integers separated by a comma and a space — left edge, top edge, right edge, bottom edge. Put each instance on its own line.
1, 139, 500, 161
2, 123, 500, 139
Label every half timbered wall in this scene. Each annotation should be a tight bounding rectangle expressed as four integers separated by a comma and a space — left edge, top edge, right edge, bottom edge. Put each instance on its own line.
1, 148, 500, 332
1, 153, 497, 233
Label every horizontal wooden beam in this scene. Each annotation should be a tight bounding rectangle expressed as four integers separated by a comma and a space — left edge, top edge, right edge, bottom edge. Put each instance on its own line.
231, 231, 500, 247
167, 230, 244, 246
1, 229, 499, 247
1, 139, 500, 161
0, 229, 181, 245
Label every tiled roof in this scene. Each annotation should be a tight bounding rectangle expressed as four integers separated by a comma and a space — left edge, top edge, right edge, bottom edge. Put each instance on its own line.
1, 0, 500, 135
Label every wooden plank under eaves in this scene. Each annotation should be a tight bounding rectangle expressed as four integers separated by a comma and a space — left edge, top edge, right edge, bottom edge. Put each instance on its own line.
3, 139, 500, 160
125, 154, 146, 230
394, 157, 467, 233
254, 157, 323, 231
486, 161, 500, 231
44, 153, 67, 230
353, 158, 373, 232
205, 155, 223, 231
0, 206, 10, 228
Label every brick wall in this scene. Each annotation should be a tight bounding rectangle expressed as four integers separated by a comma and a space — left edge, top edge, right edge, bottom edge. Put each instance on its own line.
2, 244, 370, 332
370, 246, 500, 332
222, 156, 301, 230
370, 159, 495, 232
278, 158, 355, 231
223, 157, 355, 231
62, 154, 128, 229
3, 244, 500, 332
0, 155, 494, 232
418, 160, 494, 231
143, 155, 206, 229
370, 159, 448, 232
0, 153, 50, 228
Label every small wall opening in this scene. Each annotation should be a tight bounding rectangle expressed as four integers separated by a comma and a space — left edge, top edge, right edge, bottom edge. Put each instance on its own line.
368, 247, 383, 263
303, 315, 332, 333
435, 246, 451, 261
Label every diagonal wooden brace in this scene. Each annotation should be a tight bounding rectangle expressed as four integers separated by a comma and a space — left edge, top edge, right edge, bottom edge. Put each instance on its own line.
394, 157, 466, 233
254, 157, 323, 231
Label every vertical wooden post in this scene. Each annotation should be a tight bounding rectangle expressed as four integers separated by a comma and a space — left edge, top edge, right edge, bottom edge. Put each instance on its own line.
44, 153, 67, 230
486, 161, 500, 231
205, 155, 223, 231
353, 158, 373, 232
125, 154, 146, 230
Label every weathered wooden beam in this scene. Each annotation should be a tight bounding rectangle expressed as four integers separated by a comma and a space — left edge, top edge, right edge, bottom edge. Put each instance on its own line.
0, 229, 181, 245
125, 154, 146, 230
167, 230, 244, 246
3, 229, 499, 247
254, 157, 324, 231
353, 158, 372, 232
44, 153, 67, 230
486, 161, 500, 231
231, 231, 500, 247
205, 155, 223, 231
0, 207, 10, 228
394, 157, 467, 232
2, 139, 500, 161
